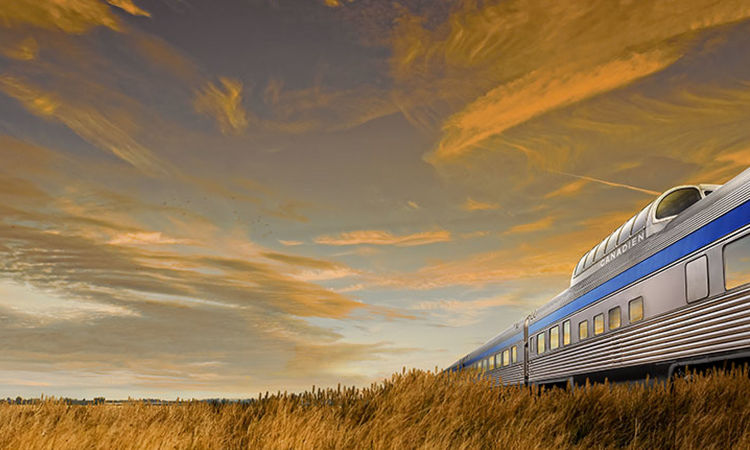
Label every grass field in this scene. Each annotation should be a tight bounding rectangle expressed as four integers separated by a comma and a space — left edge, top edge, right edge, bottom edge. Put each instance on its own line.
1, 366, 750, 449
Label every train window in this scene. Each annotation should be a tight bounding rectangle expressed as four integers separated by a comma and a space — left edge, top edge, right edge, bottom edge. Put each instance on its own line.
562, 320, 571, 346
537, 332, 545, 354
530, 336, 535, 354
617, 215, 637, 246
490, 356, 495, 370
655, 187, 701, 220
549, 326, 559, 351
629, 297, 644, 322
594, 314, 604, 335
579, 320, 588, 340
511, 346, 517, 363
686, 255, 709, 302
503, 349, 510, 366
608, 306, 621, 330
632, 203, 652, 232
725, 235, 750, 289
574, 254, 587, 276
584, 246, 598, 269
606, 225, 624, 253
594, 237, 609, 261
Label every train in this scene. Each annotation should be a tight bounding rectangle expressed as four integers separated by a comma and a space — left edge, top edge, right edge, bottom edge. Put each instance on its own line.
447, 167, 750, 386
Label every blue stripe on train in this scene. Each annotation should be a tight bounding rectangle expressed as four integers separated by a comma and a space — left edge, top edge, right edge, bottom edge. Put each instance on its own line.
464, 199, 750, 367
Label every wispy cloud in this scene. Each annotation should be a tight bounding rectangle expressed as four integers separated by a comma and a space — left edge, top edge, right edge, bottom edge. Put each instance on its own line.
412, 289, 549, 327
315, 229, 452, 247
194, 78, 250, 135
548, 170, 660, 196
503, 215, 556, 235
1, 37, 38, 60
0, 0, 149, 33
386, 0, 750, 164
0, 76, 172, 176
462, 197, 499, 211
108, 232, 193, 246
544, 179, 589, 199
0, 138, 416, 396
279, 239, 304, 246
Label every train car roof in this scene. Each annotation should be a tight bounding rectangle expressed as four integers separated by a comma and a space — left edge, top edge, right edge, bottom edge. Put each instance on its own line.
570, 183, 721, 287
529, 174, 746, 330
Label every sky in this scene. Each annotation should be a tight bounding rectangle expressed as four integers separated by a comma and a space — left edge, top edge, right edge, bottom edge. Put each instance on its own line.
1, 0, 750, 400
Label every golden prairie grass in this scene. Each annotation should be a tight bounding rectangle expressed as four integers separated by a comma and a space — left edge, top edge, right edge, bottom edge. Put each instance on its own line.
1, 367, 750, 449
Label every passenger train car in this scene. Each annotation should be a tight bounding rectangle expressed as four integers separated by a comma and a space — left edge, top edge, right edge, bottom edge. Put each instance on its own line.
447, 168, 750, 386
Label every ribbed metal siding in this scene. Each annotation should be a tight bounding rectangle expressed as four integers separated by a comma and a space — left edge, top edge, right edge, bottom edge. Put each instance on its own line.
488, 364, 524, 385
528, 285, 750, 383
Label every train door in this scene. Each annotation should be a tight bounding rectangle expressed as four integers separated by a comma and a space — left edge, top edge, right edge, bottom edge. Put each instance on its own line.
523, 316, 530, 386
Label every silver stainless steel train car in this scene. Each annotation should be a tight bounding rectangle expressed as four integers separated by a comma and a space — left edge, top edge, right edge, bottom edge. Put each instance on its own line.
447, 168, 750, 386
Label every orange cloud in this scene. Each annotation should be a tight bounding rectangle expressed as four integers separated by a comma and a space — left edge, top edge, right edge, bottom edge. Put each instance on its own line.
503, 215, 556, 235
108, 232, 192, 246
194, 78, 250, 135
548, 170, 660, 196
315, 229, 452, 247
259, 80, 397, 134
106, 0, 149, 17
322, 0, 356, 8
544, 179, 589, 199
1, 37, 39, 60
0, 0, 149, 33
430, 50, 679, 162
0, 76, 172, 176
387, 0, 750, 165
462, 197, 499, 211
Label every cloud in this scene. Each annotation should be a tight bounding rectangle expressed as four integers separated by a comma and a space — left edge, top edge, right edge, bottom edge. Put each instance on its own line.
368, 205, 638, 291
108, 232, 192, 246
548, 170, 660, 196
544, 179, 589, 199
279, 240, 304, 246
1, 37, 39, 60
315, 229, 452, 247
106, 0, 149, 17
0, 0, 149, 34
429, 50, 680, 162
261, 252, 344, 270
458, 231, 489, 240
0, 140, 422, 396
0, 76, 172, 176
386, 0, 750, 164
194, 78, 250, 135
462, 197, 499, 211
412, 290, 548, 327
322, 0, 355, 7
503, 215, 556, 235
259, 80, 398, 134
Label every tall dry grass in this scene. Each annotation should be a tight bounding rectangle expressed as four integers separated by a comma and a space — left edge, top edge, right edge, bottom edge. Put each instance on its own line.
1, 366, 750, 449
